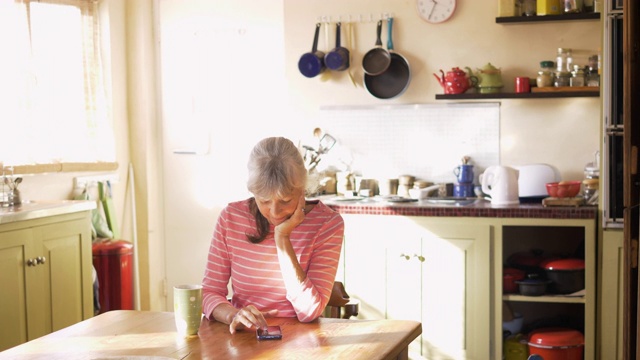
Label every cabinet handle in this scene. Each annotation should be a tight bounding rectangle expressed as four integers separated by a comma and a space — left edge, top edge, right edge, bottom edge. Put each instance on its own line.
36, 256, 46, 265
400, 253, 411, 260
26, 258, 37, 267
414, 254, 425, 262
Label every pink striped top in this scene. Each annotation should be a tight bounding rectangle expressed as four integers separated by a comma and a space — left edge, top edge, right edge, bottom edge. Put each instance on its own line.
202, 198, 344, 322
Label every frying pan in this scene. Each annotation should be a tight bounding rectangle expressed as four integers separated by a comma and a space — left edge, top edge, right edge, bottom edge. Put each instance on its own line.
325, 22, 349, 71
298, 23, 325, 78
362, 20, 391, 76
364, 17, 411, 99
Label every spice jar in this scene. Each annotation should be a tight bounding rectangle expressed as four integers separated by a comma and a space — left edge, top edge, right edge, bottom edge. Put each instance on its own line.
536, 61, 555, 87
554, 71, 571, 87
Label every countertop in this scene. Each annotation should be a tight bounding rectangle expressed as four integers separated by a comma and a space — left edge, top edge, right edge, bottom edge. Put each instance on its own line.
319, 195, 597, 219
0, 200, 96, 224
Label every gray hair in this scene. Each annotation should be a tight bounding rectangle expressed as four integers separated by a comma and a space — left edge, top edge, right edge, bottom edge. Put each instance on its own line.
247, 137, 308, 198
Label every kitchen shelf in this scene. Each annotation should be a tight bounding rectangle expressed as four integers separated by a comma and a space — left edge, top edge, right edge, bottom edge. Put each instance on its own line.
435, 91, 600, 100
496, 12, 601, 23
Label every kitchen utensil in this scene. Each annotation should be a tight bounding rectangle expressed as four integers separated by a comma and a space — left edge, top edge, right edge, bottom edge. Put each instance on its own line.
453, 164, 474, 184
513, 164, 559, 199
433, 67, 478, 94
364, 17, 411, 100
516, 276, 551, 296
515, 77, 531, 93
298, 23, 325, 78
480, 166, 520, 205
541, 258, 585, 294
362, 20, 391, 76
507, 249, 549, 273
503, 267, 526, 293
471, 63, 504, 93
545, 181, 581, 198
325, 22, 349, 71
503, 313, 524, 335
528, 327, 584, 360
504, 333, 529, 360
453, 183, 474, 197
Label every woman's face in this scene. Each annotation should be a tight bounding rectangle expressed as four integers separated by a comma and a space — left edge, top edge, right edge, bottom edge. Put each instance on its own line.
255, 188, 303, 226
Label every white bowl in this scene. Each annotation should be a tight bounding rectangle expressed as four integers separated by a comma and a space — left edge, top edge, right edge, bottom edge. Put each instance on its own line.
503, 313, 524, 335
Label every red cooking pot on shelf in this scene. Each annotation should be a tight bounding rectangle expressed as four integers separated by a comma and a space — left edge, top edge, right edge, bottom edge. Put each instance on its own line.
528, 327, 584, 360
503, 267, 526, 294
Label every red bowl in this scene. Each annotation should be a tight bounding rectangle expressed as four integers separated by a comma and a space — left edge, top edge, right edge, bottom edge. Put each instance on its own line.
546, 181, 581, 198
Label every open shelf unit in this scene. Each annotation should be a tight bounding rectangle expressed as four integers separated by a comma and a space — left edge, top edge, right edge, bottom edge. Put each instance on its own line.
496, 12, 600, 24
435, 91, 599, 100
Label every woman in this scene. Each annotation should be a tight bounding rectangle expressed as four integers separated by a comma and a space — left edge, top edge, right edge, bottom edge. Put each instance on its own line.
202, 137, 344, 334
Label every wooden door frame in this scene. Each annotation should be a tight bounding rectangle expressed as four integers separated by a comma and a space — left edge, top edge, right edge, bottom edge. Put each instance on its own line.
623, 0, 640, 358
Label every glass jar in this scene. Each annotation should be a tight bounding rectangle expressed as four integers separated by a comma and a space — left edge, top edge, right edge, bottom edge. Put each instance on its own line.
554, 71, 571, 87
536, 61, 555, 87
555, 48, 574, 72
564, 0, 583, 12
522, 0, 537, 15
570, 65, 585, 87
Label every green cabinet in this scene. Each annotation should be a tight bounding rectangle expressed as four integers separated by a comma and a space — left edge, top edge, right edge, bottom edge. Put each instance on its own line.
342, 215, 492, 359
495, 218, 597, 360
0, 211, 93, 351
599, 229, 624, 359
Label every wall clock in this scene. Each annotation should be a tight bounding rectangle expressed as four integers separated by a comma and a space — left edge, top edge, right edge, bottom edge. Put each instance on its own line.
416, 0, 457, 24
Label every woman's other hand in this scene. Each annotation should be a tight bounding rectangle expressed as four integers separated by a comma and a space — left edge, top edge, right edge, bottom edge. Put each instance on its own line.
229, 305, 278, 334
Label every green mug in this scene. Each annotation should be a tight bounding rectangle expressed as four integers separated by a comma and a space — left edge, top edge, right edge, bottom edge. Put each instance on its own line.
173, 284, 203, 337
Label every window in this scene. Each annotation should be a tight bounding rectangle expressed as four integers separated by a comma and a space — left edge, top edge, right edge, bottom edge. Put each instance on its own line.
0, 0, 115, 172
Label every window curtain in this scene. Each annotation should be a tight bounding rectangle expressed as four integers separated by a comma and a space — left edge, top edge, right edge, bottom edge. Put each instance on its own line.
0, 0, 115, 167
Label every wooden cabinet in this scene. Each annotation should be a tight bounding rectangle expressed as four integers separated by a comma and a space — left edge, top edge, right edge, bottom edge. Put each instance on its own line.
341, 215, 492, 359
0, 211, 93, 351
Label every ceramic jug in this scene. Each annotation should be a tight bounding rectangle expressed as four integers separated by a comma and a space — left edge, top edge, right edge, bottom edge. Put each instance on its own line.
480, 166, 520, 205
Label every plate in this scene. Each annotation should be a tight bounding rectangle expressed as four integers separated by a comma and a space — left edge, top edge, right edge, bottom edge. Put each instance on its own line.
426, 197, 476, 205
333, 196, 365, 202
382, 196, 418, 203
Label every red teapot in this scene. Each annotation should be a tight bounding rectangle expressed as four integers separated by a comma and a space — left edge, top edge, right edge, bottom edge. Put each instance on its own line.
433, 67, 478, 94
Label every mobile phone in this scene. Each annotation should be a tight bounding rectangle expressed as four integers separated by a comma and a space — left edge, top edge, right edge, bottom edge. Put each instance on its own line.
256, 325, 282, 340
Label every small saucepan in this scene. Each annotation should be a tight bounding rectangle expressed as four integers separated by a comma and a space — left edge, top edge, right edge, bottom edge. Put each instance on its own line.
298, 23, 325, 78
362, 20, 390, 76
325, 22, 349, 71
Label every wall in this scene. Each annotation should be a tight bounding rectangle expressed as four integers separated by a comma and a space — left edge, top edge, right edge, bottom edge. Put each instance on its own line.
283, 0, 602, 181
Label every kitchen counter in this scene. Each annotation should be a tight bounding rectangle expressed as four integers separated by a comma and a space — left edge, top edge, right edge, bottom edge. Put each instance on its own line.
0, 200, 96, 224
320, 195, 597, 219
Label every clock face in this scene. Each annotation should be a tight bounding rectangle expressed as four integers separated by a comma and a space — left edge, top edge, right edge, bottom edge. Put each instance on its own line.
417, 0, 457, 24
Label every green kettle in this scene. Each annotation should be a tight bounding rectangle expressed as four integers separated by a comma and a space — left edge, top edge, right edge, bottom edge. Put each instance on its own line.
472, 63, 504, 94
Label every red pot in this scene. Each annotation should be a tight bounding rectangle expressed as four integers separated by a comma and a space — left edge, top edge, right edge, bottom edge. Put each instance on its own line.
528, 327, 584, 360
503, 267, 526, 294
541, 258, 585, 294
507, 249, 549, 273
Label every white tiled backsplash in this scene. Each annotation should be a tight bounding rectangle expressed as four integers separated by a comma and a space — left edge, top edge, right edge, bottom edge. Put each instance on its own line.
315, 103, 500, 185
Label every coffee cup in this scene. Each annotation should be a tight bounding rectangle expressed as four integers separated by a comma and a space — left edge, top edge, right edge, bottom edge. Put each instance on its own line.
174, 284, 203, 337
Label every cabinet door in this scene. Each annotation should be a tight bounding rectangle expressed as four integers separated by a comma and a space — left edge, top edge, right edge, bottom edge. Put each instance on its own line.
31, 218, 93, 339
385, 217, 422, 357
342, 214, 390, 320
0, 228, 33, 351
414, 219, 491, 360
600, 230, 624, 359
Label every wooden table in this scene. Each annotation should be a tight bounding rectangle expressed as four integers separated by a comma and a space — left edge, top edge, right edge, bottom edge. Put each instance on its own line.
0, 310, 422, 360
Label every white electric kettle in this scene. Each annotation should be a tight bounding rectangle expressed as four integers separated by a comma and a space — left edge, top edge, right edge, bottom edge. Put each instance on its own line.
480, 166, 520, 205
